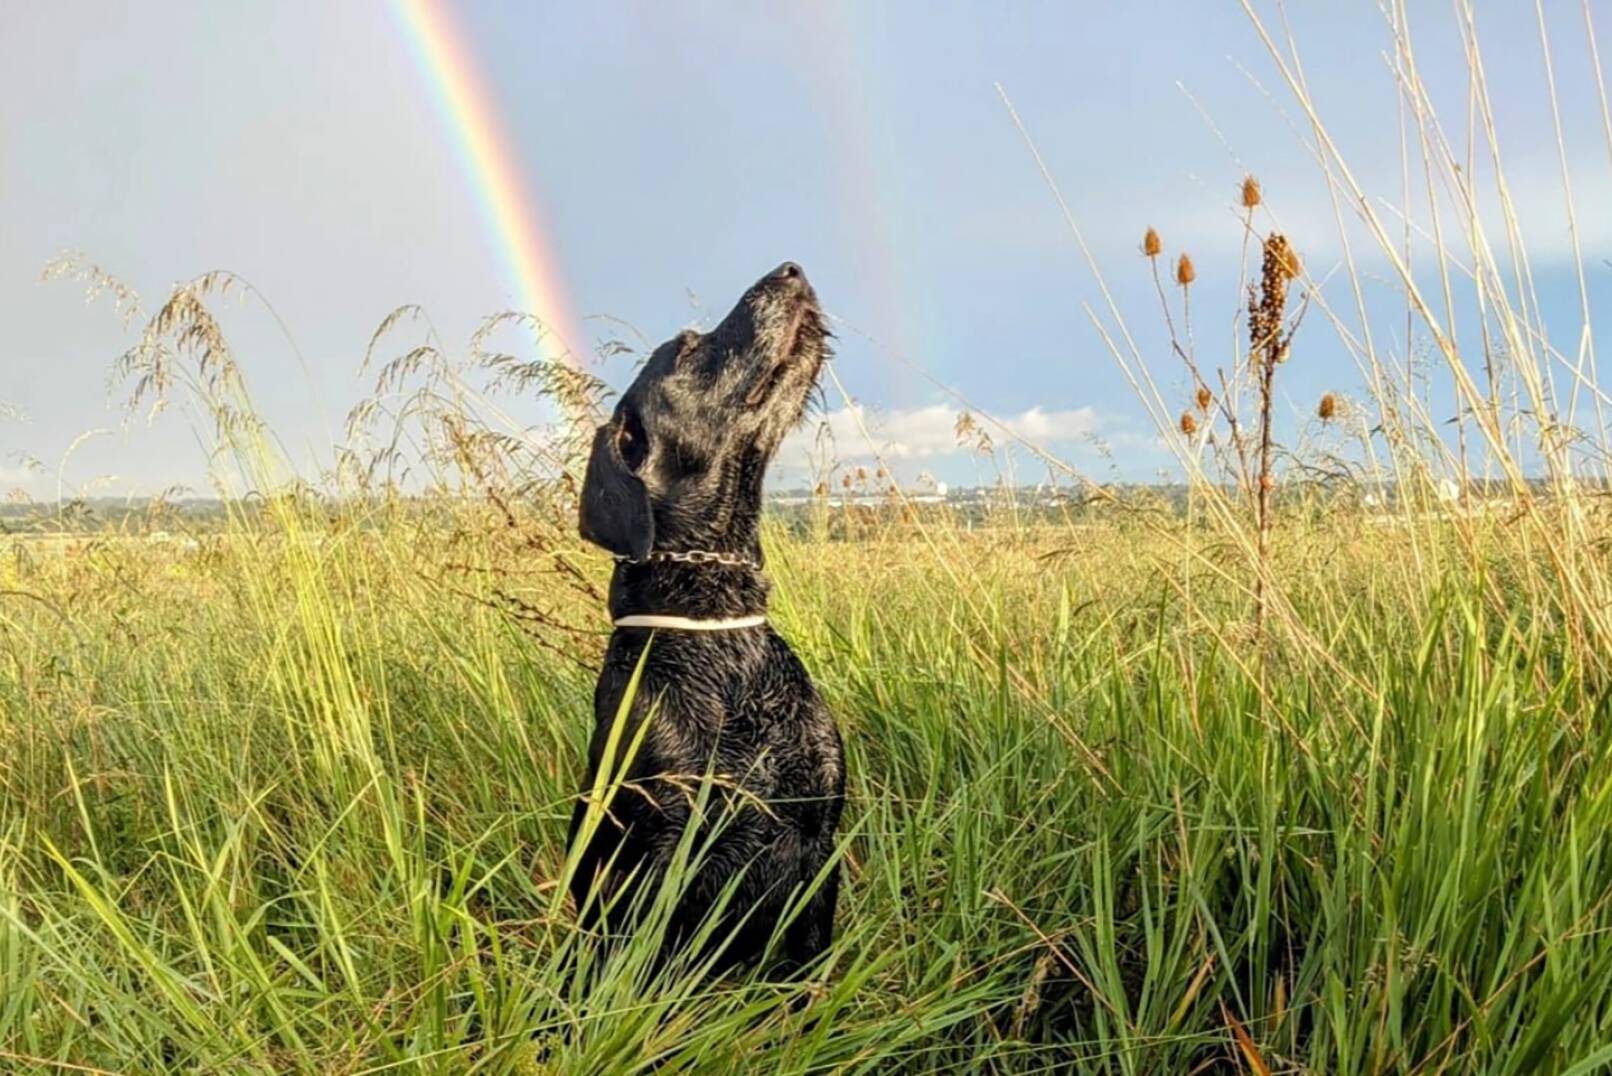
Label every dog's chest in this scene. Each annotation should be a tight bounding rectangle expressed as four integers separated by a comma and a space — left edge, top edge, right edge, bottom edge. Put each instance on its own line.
599, 632, 823, 785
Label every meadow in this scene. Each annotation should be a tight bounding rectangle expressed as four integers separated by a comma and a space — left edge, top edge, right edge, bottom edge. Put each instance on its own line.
10, 4, 1612, 1072
6, 480, 1612, 1074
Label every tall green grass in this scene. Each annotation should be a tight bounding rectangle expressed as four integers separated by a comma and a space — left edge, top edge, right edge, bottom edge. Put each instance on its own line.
4, 510, 1612, 1072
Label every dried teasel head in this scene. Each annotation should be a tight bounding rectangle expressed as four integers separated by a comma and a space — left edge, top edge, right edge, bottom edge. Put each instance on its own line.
1196, 385, 1213, 412
1175, 253, 1196, 286
1250, 233, 1295, 363
1317, 392, 1338, 421
1179, 410, 1198, 436
1143, 227, 1162, 258
1241, 175, 1261, 208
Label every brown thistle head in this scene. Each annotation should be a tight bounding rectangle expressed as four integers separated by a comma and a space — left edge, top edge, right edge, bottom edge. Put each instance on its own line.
1241, 175, 1261, 209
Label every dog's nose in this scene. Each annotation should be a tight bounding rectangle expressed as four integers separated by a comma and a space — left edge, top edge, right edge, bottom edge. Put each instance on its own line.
771, 261, 805, 284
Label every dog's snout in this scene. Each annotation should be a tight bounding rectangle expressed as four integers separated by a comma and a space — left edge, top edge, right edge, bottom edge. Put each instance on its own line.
739, 262, 813, 312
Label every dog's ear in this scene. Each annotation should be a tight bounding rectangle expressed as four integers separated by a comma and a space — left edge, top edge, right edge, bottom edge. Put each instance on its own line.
579, 424, 654, 560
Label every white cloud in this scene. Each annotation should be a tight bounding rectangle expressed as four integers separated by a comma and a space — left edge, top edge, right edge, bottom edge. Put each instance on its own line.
781, 402, 1102, 465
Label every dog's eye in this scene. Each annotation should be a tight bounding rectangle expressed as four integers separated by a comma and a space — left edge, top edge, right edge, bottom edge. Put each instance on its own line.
616, 409, 649, 471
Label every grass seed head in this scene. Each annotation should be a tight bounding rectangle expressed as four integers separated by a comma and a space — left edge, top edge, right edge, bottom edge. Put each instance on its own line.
1241, 175, 1261, 208
1318, 392, 1338, 420
1180, 410, 1198, 435
1196, 385, 1213, 412
1175, 253, 1196, 287
1143, 227, 1162, 258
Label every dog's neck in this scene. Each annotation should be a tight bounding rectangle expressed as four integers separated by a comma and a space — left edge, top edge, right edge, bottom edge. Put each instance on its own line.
607, 556, 770, 622
606, 444, 779, 624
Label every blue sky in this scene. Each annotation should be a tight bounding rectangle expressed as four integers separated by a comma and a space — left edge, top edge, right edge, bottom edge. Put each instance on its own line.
5, 2, 1611, 497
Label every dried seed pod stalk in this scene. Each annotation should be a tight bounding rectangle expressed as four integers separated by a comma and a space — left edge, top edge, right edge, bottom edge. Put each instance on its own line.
1248, 232, 1298, 635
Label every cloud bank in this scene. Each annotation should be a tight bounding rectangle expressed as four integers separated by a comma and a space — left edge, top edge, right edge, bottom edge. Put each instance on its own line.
780, 402, 1102, 466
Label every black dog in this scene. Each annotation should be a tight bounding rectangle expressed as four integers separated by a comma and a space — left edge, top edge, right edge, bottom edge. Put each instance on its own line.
568, 262, 845, 975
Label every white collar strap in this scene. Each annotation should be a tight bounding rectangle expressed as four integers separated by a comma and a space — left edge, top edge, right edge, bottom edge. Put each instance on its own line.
612, 613, 767, 631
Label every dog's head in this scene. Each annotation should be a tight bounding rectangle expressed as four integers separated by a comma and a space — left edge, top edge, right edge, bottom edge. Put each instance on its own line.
579, 262, 828, 559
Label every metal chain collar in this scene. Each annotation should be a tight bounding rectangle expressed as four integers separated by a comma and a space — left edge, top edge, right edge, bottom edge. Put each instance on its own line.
613, 549, 763, 572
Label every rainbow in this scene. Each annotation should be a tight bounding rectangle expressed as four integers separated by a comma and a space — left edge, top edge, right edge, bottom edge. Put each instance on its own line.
393, 0, 587, 370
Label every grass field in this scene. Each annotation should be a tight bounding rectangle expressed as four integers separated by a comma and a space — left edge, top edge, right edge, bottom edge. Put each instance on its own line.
5, 495, 1612, 1073
10, 3, 1612, 1071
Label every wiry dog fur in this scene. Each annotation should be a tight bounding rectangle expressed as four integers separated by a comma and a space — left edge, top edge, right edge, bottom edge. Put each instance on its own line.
569, 262, 845, 974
